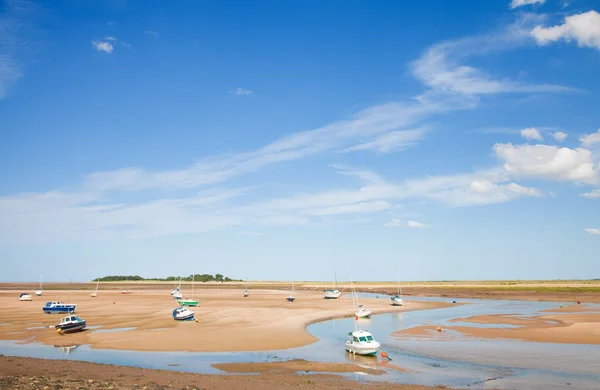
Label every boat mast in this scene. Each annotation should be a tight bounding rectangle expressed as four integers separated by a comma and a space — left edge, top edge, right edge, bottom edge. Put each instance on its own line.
348, 270, 358, 330
40, 273, 43, 292
192, 272, 195, 299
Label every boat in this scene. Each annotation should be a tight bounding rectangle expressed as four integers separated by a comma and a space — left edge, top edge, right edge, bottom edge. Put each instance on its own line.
35, 273, 43, 296
345, 329, 381, 356
324, 269, 341, 299
244, 278, 249, 297
391, 271, 403, 306
286, 282, 296, 302
19, 293, 32, 301
172, 307, 195, 321
178, 273, 198, 307
170, 286, 180, 296
173, 270, 183, 300
91, 279, 99, 297
43, 301, 76, 314
55, 315, 87, 333
121, 289, 132, 294
349, 271, 371, 318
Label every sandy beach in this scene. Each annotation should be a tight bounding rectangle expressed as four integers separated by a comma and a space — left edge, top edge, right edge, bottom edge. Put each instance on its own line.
393, 305, 600, 345
0, 288, 449, 352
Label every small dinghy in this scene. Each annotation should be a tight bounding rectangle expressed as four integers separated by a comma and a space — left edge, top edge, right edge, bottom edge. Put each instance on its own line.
19, 293, 33, 301
121, 289, 132, 294
55, 315, 86, 334
345, 329, 380, 356
172, 307, 195, 321
43, 301, 76, 314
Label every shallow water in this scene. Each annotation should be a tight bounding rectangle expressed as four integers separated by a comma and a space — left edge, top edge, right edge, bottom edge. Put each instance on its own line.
1, 296, 599, 389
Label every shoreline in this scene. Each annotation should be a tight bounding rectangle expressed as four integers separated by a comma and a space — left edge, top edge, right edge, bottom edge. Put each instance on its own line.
0, 355, 445, 389
0, 289, 451, 353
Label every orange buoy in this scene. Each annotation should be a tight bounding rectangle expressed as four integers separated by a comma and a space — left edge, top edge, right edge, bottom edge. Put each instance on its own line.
113, 301, 116, 304
355, 315, 358, 321
577, 300, 581, 304
437, 327, 442, 332
380, 351, 387, 358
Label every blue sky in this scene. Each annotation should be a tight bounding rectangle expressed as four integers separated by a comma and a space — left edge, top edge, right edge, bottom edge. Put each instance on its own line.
1, 0, 600, 282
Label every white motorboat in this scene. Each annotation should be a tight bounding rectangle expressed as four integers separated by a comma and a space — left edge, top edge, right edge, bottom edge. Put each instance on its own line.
324, 269, 341, 299
345, 329, 380, 356
35, 273, 43, 296
172, 307, 194, 321
19, 293, 32, 301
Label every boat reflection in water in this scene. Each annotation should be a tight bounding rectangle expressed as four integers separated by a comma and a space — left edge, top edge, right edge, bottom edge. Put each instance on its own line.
53, 344, 80, 355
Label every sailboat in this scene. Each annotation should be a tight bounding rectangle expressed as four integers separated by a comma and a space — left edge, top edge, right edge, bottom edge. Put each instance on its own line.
243, 278, 249, 297
391, 271, 403, 306
91, 279, 99, 297
324, 269, 341, 299
349, 271, 371, 318
120, 277, 132, 294
35, 273, 43, 296
286, 282, 296, 302
173, 271, 183, 300
345, 270, 379, 356
178, 273, 198, 307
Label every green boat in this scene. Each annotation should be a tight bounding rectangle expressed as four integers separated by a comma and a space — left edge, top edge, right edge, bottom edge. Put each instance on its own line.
178, 273, 199, 307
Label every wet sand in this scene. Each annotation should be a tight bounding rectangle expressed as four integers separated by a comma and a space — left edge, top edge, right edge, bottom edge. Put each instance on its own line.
0, 289, 449, 352
394, 310, 600, 345
213, 359, 387, 374
0, 355, 445, 389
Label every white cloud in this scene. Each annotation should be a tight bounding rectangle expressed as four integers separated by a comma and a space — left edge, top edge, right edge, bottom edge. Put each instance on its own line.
144, 30, 159, 38
341, 128, 427, 153
92, 40, 113, 54
551, 131, 568, 142
231, 88, 253, 96
428, 179, 542, 207
584, 228, 600, 236
521, 127, 543, 140
494, 143, 598, 184
509, 0, 546, 9
580, 129, 600, 147
385, 219, 431, 228
303, 201, 390, 216
532, 10, 600, 50
581, 188, 600, 198
412, 17, 571, 96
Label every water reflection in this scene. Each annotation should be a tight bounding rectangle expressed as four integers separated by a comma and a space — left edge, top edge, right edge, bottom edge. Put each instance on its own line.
53, 344, 79, 355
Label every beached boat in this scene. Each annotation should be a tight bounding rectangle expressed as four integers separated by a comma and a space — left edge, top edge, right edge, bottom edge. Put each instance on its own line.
349, 271, 371, 318
178, 273, 198, 307
244, 278, 249, 297
19, 293, 32, 301
324, 270, 341, 299
121, 289, 132, 294
55, 315, 86, 333
391, 271, 403, 306
172, 307, 194, 321
286, 282, 296, 302
173, 271, 183, 300
35, 273, 43, 296
43, 301, 76, 314
91, 279, 99, 297
345, 329, 380, 356
170, 286, 180, 296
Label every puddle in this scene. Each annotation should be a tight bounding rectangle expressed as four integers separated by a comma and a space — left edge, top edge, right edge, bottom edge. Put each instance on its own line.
93, 327, 137, 333
86, 326, 102, 330
151, 328, 170, 331
26, 326, 51, 330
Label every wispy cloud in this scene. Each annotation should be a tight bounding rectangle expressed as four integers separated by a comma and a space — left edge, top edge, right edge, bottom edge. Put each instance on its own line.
92, 40, 114, 54
385, 219, 431, 228
144, 30, 159, 38
532, 11, 600, 51
581, 188, 600, 198
584, 228, 600, 236
509, 0, 546, 9
521, 127, 543, 140
231, 88, 253, 96
341, 128, 427, 154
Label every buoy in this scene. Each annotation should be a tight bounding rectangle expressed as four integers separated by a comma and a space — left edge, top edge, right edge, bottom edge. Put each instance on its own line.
56, 329, 62, 335
560, 304, 563, 308
355, 315, 358, 321
113, 301, 116, 304
376, 295, 379, 298
437, 327, 442, 332
452, 300, 457, 304
577, 300, 581, 305
380, 351, 387, 358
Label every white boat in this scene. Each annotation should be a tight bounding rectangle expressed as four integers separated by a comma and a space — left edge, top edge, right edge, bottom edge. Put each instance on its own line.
178, 273, 198, 307
391, 271, 403, 306
173, 270, 183, 300
243, 278, 249, 297
170, 286, 180, 296
91, 279, 99, 297
286, 282, 296, 302
349, 271, 371, 318
35, 273, 43, 296
324, 269, 341, 299
172, 307, 194, 321
19, 293, 32, 301
345, 329, 381, 356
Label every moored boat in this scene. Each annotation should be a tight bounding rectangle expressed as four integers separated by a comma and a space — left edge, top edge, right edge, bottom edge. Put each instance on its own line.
391, 271, 403, 306
286, 282, 296, 302
91, 279, 99, 297
55, 315, 86, 333
355, 306, 372, 318
19, 293, 32, 301
43, 301, 76, 314
324, 269, 341, 299
345, 329, 380, 356
35, 273, 43, 296
121, 289, 132, 294
172, 307, 195, 321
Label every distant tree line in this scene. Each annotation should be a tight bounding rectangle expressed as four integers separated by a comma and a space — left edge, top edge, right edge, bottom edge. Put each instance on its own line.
93, 274, 242, 282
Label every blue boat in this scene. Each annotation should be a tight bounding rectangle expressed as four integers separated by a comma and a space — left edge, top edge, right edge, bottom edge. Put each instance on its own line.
43, 301, 76, 314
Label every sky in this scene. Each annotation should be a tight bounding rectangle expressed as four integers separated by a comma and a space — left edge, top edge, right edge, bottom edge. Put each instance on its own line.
1, 0, 600, 282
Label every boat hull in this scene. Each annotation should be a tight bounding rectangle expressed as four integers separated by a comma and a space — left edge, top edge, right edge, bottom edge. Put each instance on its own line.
355, 309, 372, 318
286, 297, 295, 302
177, 300, 198, 307
43, 307, 76, 314
345, 341, 380, 356
324, 290, 341, 299
56, 321, 86, 333
19, 297, 32, 301
391, 296, 403, 306
174, 314, 194, 321
35, 291, 42, 296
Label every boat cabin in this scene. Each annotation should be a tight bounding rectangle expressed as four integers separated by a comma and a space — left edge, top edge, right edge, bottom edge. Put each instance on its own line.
59, 315, 83, 325
45, 301, 65, 307
348, 330, 376, 343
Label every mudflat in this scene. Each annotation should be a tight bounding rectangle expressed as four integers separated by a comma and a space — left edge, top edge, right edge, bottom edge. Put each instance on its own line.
0, 355, 448, 389
0, 289, 448, 352
393, 306, 600, 345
